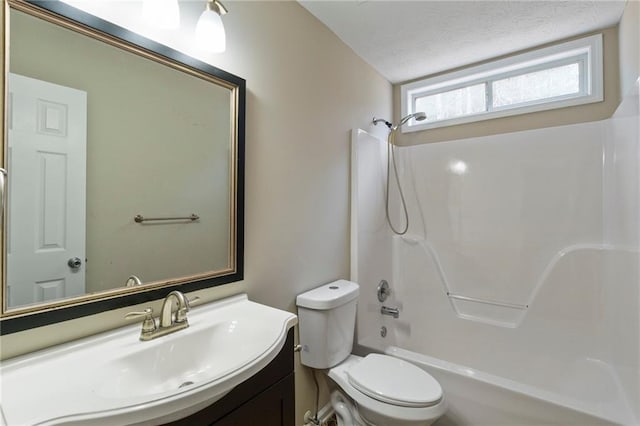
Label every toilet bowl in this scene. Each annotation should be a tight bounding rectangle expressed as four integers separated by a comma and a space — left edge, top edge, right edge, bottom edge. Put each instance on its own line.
296, 280, 446, 426
328, 354, 446, 425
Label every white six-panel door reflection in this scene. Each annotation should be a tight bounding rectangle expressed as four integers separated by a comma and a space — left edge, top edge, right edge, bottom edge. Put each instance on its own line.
7, 73, 87, 308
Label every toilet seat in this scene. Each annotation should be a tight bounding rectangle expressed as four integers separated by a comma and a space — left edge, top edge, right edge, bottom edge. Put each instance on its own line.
328, 355, 447, 425
347, 354, 442, 407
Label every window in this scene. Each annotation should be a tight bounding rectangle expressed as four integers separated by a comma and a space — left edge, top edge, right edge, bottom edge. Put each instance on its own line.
400, 34, 603, 132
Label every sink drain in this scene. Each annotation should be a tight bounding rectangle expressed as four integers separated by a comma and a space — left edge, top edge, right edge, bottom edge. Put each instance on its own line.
179, 381, 194, 389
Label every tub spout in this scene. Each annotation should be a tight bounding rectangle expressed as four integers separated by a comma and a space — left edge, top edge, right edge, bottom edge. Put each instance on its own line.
381, 306, 400, 319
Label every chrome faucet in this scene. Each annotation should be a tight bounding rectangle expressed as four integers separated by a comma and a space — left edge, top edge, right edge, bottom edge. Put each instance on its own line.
381, 306, 400, 319
125, 290, 199, 341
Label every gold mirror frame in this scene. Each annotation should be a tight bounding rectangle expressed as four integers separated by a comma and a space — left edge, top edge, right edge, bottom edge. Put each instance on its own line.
0, 0, 245, 334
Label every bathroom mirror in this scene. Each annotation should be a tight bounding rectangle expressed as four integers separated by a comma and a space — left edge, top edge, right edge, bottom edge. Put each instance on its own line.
0, 0, 245, 334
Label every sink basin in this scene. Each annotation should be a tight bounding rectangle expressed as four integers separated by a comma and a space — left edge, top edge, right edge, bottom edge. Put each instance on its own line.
0, 294, 297, 425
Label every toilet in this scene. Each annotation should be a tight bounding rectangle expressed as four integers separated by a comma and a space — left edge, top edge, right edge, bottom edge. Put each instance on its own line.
296, 280, 446, 426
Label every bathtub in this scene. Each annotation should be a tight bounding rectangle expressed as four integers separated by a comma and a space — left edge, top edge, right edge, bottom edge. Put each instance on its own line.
384, 346, 631, 426
351, 242, 639, 426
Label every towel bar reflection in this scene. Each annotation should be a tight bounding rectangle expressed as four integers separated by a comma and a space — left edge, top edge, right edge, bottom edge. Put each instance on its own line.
134, 214, 199, 223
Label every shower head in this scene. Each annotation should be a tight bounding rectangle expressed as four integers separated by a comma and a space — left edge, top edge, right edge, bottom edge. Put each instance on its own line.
373, 112, 427, 131
394, 112, 427, 130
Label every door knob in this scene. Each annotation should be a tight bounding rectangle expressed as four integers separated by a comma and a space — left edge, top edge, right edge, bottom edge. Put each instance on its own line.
67, 257, 82, 270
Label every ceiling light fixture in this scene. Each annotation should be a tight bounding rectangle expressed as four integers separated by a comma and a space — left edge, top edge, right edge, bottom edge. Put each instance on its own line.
195, 0, 228, 53
142, 0, 180, 30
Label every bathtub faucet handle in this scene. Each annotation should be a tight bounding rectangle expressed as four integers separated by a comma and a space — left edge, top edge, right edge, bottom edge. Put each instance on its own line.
377, 280, 391, 302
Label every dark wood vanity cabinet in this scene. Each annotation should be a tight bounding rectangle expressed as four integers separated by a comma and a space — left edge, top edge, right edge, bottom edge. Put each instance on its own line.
165, 329, 295, 426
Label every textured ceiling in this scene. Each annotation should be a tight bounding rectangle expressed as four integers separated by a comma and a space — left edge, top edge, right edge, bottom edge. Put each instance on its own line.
298, 0, 627, 84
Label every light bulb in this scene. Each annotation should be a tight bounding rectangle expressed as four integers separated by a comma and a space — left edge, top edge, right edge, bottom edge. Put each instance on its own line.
142, 0, 180, 30
195, 9, 226, 53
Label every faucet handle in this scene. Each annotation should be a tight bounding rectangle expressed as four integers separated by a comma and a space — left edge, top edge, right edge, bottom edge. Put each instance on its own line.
187, 296, 200, 308
125, 308, 157, 333
176, 296, 200, 323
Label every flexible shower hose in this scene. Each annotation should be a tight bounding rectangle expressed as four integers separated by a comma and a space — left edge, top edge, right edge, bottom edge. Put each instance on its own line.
385, 130, 409, 235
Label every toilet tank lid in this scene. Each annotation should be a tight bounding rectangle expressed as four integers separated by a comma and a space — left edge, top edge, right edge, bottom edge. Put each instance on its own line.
296, 280, 359, 310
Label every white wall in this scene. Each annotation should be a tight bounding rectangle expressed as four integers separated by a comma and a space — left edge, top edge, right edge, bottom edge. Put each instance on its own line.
601, 1, 640, 414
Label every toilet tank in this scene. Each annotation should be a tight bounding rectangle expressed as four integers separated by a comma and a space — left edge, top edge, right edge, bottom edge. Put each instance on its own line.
296, 280, 359, 369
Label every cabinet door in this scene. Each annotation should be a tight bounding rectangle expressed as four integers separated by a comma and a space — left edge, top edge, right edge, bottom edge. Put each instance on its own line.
214, 374, 294, 426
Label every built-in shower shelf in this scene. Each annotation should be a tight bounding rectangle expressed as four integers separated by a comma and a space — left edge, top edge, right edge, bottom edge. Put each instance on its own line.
446, 293, 529, 309
447, 292, 528, 328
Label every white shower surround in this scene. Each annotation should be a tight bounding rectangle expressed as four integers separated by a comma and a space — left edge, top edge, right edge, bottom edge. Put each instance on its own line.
351, 85, 639, 425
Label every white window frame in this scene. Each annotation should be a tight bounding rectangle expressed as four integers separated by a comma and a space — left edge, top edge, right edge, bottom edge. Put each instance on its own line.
400, 34, 603, 132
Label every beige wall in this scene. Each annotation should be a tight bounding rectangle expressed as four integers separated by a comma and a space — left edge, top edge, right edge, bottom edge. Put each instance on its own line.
619, 0, 639, 97
0, 1, 392, 423
215, 4, 392, 418
393, 26, 621, 146
10, 10, 232, 294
